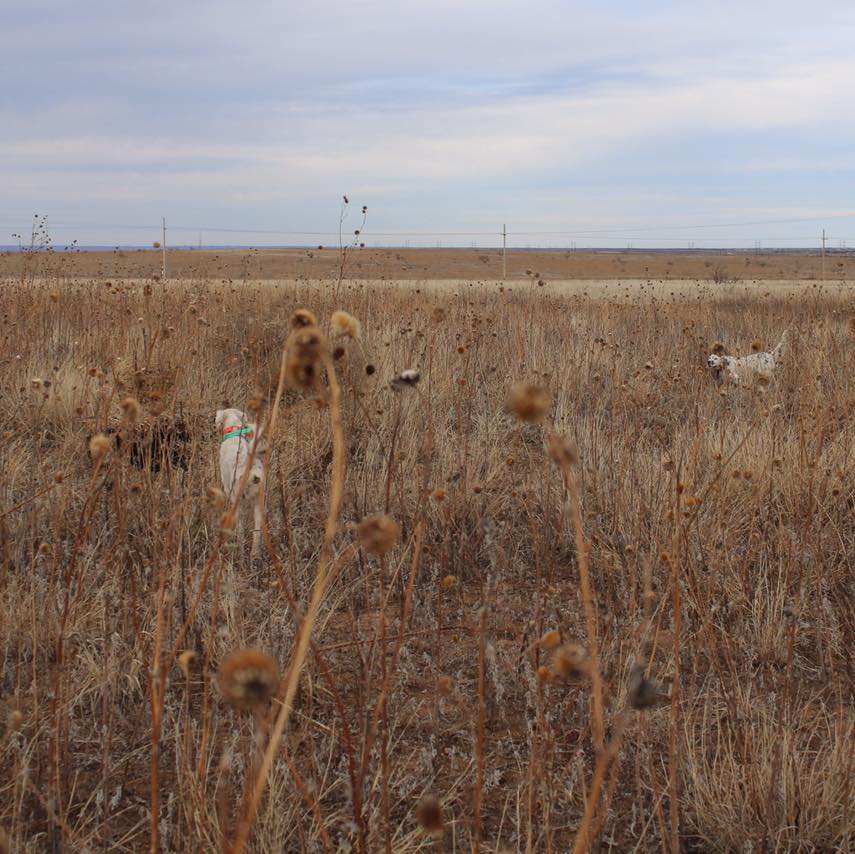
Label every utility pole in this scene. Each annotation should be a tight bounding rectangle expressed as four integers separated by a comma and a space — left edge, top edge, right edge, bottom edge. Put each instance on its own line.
821, 228, 826, 280
502, 223, 507, 280
162, 217, 167, 280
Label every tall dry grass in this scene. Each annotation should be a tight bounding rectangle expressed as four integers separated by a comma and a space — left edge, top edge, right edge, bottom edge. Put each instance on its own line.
0, 270, 854, 852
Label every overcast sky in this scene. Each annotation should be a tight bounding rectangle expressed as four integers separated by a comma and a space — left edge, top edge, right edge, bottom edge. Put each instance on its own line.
2, 1, 855, 248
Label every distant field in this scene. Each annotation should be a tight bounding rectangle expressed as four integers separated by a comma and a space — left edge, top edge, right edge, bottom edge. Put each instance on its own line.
2, 245, 854, 282
1, 272, 854, 851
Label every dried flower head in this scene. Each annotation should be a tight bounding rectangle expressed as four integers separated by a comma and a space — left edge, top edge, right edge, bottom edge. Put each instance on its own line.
88, 433, 112, 460
432, 307, 446, 324
331, 310, 361, 339
357, 513, 400, 555
548, 433, 578, 467
206, 486, 226, 510
436, 675, 454, 696
751, 338, 765, 352
290, 308, 318, 329
391, 368, 421, 390
711, 341, 726, 355
285, 325, 328, 390
218, 649, 280, 711
415, 795, 444, 834
120, 397, 141, 422
178, 650, 198, 678
551, 644, 590, 680
507, 383, 551, 422
540, 630, 561, 650
441, 574, 457, 589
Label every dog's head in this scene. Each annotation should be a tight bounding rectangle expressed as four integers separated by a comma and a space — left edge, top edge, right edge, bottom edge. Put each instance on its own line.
215, 407, 253, 432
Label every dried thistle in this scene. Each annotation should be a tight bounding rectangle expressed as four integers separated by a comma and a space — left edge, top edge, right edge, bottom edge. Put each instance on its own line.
551, 643, 590, 680
178, 650, 198, 679
548, 433, 578, 467
331, 310, 361, 339
285, 325, 327, 390
357, 513, 400, 555
540, 630, 561, 650
120, 396, 141, 422
206, 486, 226, 511
290, 308, 318, 329
415, 795, 444, 834
218, 649, 280, 712
508, 383, 551, 422
88, 433, 112, 461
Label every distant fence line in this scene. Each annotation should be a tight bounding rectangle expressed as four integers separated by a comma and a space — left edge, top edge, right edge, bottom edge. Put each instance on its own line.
1, 213, 854, 252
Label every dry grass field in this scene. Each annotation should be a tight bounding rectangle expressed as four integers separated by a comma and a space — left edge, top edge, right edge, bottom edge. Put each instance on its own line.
2, 246, 855, 283
1, 260, 854, 852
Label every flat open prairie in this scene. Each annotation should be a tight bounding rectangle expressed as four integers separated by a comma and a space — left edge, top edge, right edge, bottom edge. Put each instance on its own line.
1, 268, 854, 851
2, 246, 855, 283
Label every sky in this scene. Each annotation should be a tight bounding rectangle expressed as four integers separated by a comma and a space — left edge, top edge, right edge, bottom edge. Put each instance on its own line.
2, 0, 855, 248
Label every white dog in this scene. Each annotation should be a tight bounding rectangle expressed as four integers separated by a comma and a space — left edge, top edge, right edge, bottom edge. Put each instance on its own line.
707, 331, 789, 387
215, 407, 266, 556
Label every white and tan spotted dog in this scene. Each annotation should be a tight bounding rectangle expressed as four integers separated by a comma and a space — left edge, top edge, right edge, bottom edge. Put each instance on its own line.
707, 330, 789, 387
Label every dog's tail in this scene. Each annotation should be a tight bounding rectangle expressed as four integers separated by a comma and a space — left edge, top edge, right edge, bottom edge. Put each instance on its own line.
772, 328, 790, 357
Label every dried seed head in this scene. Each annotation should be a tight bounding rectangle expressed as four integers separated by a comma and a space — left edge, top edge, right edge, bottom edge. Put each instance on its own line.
357, 514, 400, 555
751, 338, 765, 352
207, 486, 226, 510
431, 487, 446, 502
285, 325, 327, 390
431, 307, 446, 324
290, 308, 318, 329
120, 396, 141, 422
415, 795, 444, 834
331, 310, 361, 339
540, 630, 561, 650
88, 433, 112, 460
178, 650, 198, 678
441, 574, 457, 590
436, 675, 454, 695
548, 433, 578, 467
551, 644, 590, 680
711, 341, 726, 354
218, 649, 280, 711
536, 665, 552, 683
507, 383, 551, 422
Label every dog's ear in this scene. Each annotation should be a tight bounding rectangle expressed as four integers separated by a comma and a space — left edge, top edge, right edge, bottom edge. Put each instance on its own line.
215, 409, 226, 431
